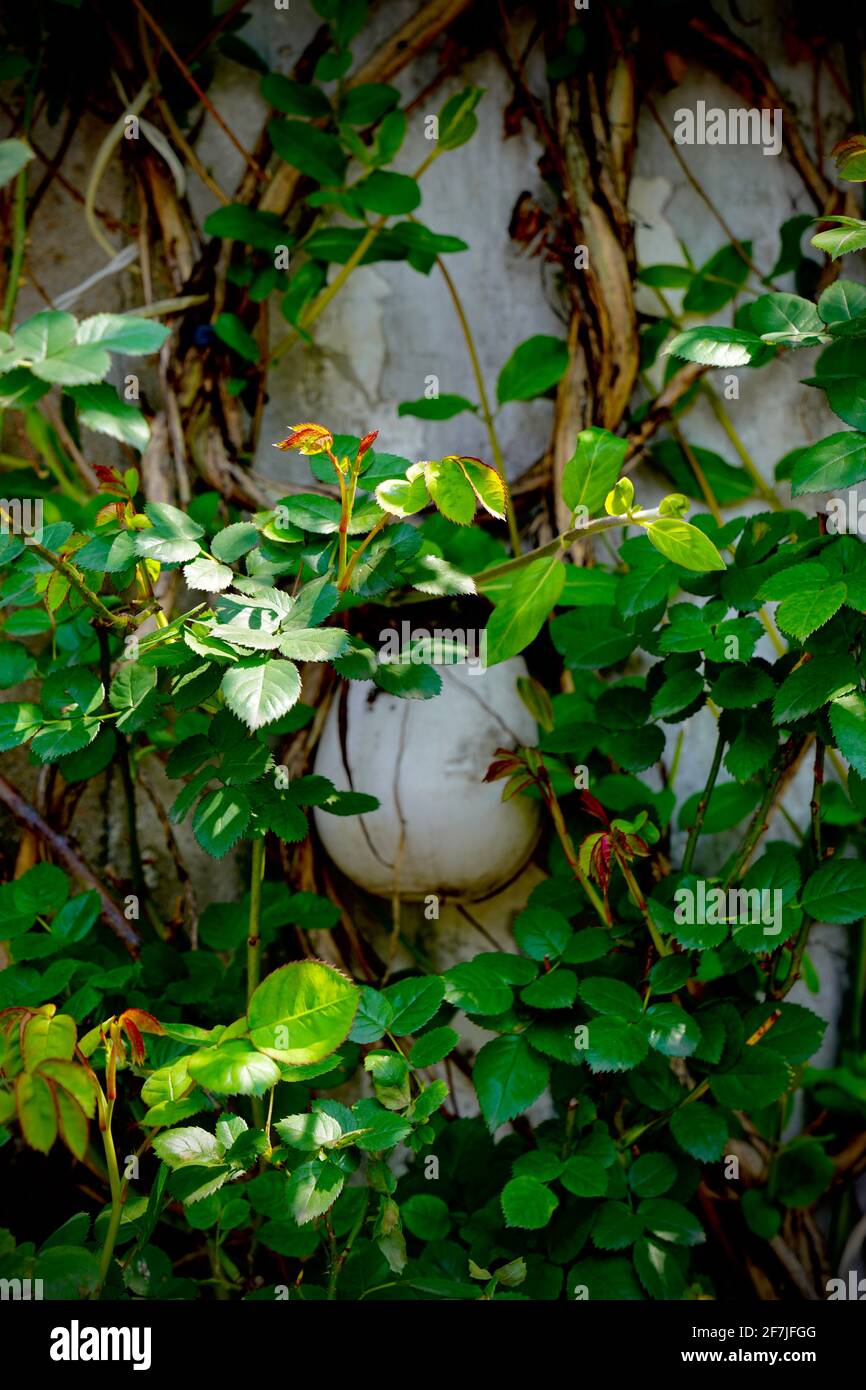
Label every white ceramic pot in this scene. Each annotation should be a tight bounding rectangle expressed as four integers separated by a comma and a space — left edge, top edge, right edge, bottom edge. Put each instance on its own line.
313, 657, 541, 900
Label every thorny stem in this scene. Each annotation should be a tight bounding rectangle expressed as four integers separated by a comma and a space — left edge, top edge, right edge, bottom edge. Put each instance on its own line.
682, 731, 726, 874
338, 514, 389, 592
809, 739, 825, 865
617, 853, 670, 957
544, 781, 610, 927
725, 768, 785, 889
246, 836, 266, 1008
435, 254, 521, 555
2, 52, 40, 331
247, 836, 267, 1130
699, 381, 780, 511
93, 1086, 123, 1296
619, 1011, 785, 1149
0, 509, 132, 628
473, 507, 664, 582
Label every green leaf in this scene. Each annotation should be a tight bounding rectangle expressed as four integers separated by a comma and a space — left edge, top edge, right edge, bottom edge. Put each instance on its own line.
811, 220, 866, 259
592, 1201, 642, 1250
186, 1043, 281, 1096
485, 558, 565, 666
268, 118, 348, 185
513, 906, 572, 961
0, 701, 42, 751
382, 976, 445, 1035
665, 326, 764, 367
639, 1197, 704, 1247
585, 1016, 649, 1073
501, 1175, 558, 1230
424, 457, 476, 524
247, 960, 358, 1064
710, 665, 774, 710
211, 522, 260, 562
213, 312, 259, 364
192, 787, 250, 857
285, 1159, 344, 1225
437, 86, 483, 150
31, 343, 109, 386
153, 1125, 224, 1168
669, 1102, 728, 1161
775, 583, 846, 640
274, 1112, 342, 1150
50, 892, 100, 944
408, 1027, 459, 1067
710, 1047, 791, 1109
819, 278, 866, 327
277, 628, 348, 661
562, 929, 611, 965
651, 667, 704, 719
397, 394, 477, 420
633, 1236, 686, 1300
579, 977, 642, 1021
773, 655, 858, 724
221, 657, 301, 731
562, 427, 628, 516
791, 431, 866, 495
569, 1256, 642, 1300
0, 138, 33, 187
560, 1155, 609, 1197
14, 1073, 57, 1151
644, 1003, 700, 1058
749, 292, 826, 346
203, 203, 292, 251
144, 500, 204, 540
353, 171, 420, 214
374, 474, 429, 517
645, 518, 725, 572
743, 1002, 825, 1065
109, 663, 158, 731
401, 1193, 451, 1240
830, 692, 866, 776
520, 969, 577, 1010
76, 314, 169, 355
260, 73, 331, 117
339, 83, 400, 125
683, 242, 751, 314
637, 263, 693, 289
473, 1034, 549, 1130
801, 858, 866, 924
68, 384, 150, 450
775, 1138, 835, 1208
649, 440, 753, 505
13, 310, 76, 360
443, 960, 511, 1016
184, 556, 234, 592
497, 334, 568, 403
628, 1152, 677, 1197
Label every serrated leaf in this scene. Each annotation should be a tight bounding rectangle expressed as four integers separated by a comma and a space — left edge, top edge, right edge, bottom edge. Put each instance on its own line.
221, 657, 301, 730
501, 1176, 558, 1230
247, 960, 358, 1064
473, 1034, 549, 1130
665, 326, 764, 367
192, 787, 250, 857
186, 1043, 281, 1096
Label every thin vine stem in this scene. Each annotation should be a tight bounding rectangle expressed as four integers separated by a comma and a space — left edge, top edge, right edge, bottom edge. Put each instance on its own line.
682, 730, 726, 874
246, 835, 266, 1008
435, 254, 521, 555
